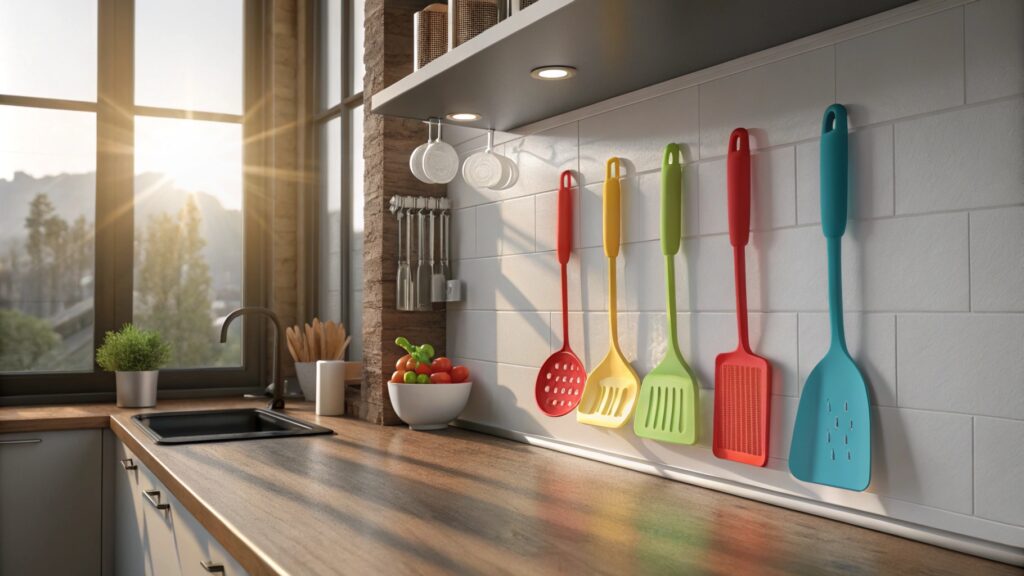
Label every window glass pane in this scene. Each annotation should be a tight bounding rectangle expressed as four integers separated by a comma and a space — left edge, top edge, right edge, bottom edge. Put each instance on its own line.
135, 0, 243, 114
134, 116, 243, 368
0, 106, 96, 372
346, 105, 363, 360
0, 0, 98, 101
318, 117, 342, 322
321, 0, 342, 109
350, 0, 364, 94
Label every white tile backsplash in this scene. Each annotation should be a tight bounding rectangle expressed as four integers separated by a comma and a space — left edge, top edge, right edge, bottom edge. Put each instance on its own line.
965, 0, 1024, 103
970, 207, 1024, 312
897, 314, 1024, 420
699, 47, 835, 158
445, 3, 1024, 549
579, 87, 699, 182
895, 97, 1024, 214
836, 8, 965, 126
974, 417, 1024, 526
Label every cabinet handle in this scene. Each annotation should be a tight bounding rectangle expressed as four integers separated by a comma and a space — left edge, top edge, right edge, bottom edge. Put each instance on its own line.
142, 489, 170, 510
120, 457, 138, 471
200, 560, 225, 573
0, 438, 42, 445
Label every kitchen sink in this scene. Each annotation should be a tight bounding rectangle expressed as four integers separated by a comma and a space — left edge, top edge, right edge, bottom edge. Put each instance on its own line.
132, 408, 334, 445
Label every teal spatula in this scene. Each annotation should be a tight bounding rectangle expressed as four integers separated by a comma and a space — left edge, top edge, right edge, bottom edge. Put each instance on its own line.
789, 104, 871, 491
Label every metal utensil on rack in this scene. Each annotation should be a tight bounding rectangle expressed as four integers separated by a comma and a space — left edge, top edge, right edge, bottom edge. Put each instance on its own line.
391, 197, 412, 311
405, 199, 415, 310
440, 198, 451, 284
415, 198, 433, 310
430, 198, 446, 302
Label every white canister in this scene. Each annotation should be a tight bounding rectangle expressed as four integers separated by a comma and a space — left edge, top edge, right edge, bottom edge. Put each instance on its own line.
316, 360, 347, 416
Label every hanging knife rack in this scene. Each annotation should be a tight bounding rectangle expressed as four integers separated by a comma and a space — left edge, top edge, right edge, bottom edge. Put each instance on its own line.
388, 195, 454, 311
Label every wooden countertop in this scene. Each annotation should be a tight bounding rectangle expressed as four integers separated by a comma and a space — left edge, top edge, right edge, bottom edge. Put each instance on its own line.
2, 399, 1018, 576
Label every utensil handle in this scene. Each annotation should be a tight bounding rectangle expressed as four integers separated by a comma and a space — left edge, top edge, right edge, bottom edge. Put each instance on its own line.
603, 158, 621, 259
727, 128, 751, 248
661, 144, 682, 256
557, 170, 572, 266
821, 104, 848, 239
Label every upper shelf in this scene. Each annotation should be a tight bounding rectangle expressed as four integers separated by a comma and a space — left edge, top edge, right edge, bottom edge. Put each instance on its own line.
371, 0, 914, 132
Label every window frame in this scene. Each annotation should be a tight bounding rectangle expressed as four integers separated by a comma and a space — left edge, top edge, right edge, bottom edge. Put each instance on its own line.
308, 0, 363, 335
0, 0, 269, 403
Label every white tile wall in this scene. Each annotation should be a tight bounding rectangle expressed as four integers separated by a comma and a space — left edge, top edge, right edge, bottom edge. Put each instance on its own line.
974, 417, 1024, 526
836, 8, 964, 126
895, 97, 1024, 214
970, 207, 1024, 312
965, 0, 1024, 103
446, 0, 1024, 549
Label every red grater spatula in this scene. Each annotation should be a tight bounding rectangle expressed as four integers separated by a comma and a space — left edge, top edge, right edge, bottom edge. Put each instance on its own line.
713, 128, 773, 467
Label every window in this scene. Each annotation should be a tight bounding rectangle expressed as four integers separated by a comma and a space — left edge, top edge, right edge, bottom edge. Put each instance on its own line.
0, 0, 265, 399
315, 0, 364, 361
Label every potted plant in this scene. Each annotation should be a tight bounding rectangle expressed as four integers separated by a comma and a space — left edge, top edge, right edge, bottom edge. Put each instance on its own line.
96, 324, 171, 408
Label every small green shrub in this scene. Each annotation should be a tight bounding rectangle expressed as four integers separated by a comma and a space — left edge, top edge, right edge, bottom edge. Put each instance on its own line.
96, 324, 171, 372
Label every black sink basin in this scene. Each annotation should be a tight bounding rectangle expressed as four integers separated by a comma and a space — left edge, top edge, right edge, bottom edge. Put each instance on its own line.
133, 408, 334, 444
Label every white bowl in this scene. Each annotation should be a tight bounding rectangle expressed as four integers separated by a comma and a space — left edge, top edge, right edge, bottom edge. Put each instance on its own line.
388, 381, 472, 431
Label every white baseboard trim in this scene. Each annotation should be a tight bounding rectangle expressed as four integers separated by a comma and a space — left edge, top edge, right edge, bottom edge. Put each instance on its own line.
455, 420, 1024, 568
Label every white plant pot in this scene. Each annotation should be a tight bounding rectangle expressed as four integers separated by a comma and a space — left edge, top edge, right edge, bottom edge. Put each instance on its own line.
116, 370, 159, 408
294, 362, 317, 401
388, 381, 472, 431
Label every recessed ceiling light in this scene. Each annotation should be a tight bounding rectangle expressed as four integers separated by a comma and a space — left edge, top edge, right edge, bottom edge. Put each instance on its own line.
530, 66, 576, 80
446, 112, 481, 121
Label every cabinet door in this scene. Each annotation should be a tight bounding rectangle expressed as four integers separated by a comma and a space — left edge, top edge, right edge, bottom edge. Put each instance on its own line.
0, 429, 102, 576
165, 488, 249, 576
135, 454, 183, 575
113, 441, 149, 575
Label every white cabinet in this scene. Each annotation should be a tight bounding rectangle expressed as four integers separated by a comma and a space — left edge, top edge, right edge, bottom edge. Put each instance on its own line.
0, 429, 103, 576
113, 440, 247, 576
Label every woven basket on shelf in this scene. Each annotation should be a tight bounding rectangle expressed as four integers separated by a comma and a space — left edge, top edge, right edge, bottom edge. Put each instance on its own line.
414, 4, 448, 70
450, 0, 498, 49
520, 0, 539, 9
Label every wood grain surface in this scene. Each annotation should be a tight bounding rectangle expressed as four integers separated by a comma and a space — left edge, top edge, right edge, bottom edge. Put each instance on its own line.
3, 398, 1019, 575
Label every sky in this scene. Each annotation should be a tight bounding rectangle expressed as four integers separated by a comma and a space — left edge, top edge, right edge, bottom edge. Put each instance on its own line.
0, 0, 245, 210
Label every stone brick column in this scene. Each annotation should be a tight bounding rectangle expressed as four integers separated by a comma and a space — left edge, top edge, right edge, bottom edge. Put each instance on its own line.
360, 0, 447, 424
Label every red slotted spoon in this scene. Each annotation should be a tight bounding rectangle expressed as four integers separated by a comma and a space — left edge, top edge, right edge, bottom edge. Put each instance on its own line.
713, 128, 773, 466
536, 170, 586, 416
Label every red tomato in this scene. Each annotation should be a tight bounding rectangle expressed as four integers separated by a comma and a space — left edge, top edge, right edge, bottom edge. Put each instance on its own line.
415, 362, 432, 376
404, 357, 418, 372
430, 357, 452, 373
429, 372, 452, 384
450, 365, 469, 383
390, 370, 405, 383
396, 354, 411, 371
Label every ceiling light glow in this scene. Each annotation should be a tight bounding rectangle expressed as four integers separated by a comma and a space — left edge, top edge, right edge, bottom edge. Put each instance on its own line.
530, 66, 577, 80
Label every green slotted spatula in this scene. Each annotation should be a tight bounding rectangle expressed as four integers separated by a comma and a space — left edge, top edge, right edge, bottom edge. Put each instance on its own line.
633, 144, 699, 444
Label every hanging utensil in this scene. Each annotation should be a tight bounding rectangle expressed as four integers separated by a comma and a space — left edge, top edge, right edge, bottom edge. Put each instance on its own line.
405, 200, 415, 310
430, 198, 446, 302
410, 120, 436, 184
440, 198, 451, 281
422, 120, 459, 184
536, 171, 586, 416
790, 104, 871, 491
415, 198, 433, 310
462, 130, 505, 189
713, 129, 773, 465
396, 199, 411, 311
577, 158, 640, 428
634, 144, 699, 444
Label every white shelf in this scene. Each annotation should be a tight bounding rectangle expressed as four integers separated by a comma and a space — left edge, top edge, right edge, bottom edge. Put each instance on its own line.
372, 0, 914, 131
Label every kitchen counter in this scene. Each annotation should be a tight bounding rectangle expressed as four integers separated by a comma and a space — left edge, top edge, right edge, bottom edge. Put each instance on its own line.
2, 399, 1018, 576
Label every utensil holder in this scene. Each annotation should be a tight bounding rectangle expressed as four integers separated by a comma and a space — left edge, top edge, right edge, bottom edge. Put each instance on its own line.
390, 195, 453, 311
450, 0, 498, 49
414, 4, 447, 70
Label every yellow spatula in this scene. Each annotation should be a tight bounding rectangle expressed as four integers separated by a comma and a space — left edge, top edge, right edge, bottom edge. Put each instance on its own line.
577, 157, 640, 428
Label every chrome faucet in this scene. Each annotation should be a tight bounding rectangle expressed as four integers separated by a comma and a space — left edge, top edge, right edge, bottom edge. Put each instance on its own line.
220, 307, 285, 410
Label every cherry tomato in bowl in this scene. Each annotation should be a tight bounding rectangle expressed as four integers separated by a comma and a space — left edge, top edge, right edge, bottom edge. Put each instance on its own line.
391, 370, 405, 383
429, 372, 452, 384
450, 365, 469, 383
430, 357, 452, 373
396, 354, 411, 372
415, 362, 432, 376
